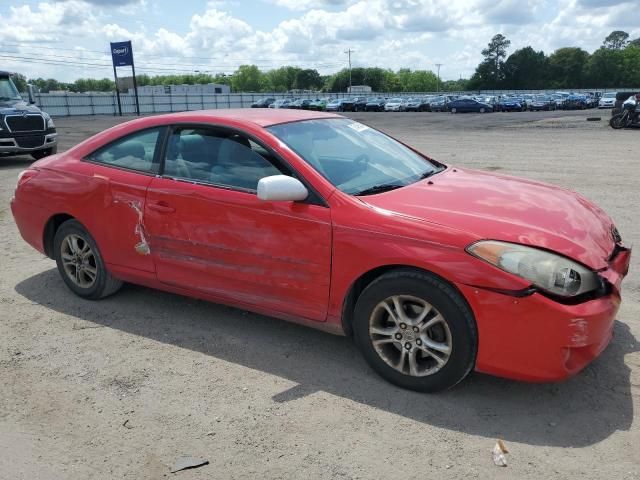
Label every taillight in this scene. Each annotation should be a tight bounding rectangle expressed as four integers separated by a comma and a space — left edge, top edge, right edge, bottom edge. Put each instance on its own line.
16, 168, 39, 188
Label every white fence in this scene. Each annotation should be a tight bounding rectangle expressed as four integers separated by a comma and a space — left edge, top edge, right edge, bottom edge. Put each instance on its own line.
31, 88, 638, 117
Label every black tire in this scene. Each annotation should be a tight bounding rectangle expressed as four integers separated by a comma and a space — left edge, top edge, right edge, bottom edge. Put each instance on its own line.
53, 219, 123, 299
609, 113, 627, 129
31, 145, 57, 160
353, 269, 477, 392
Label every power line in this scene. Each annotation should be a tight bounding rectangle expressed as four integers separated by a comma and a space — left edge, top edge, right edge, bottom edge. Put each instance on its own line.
0, 42, 346, 69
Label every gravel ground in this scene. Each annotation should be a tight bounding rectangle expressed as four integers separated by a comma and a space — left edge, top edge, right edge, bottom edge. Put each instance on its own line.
1, 110, 639, 479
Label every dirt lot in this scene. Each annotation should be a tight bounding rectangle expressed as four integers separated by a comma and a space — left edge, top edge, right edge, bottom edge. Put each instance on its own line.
1, 110, 639, 479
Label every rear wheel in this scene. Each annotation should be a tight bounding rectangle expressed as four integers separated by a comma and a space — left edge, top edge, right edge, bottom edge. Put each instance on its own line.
53, 219, 123, 299
479, 107, 486, 113
451, 108, 457, 114
353, 270, 477, 392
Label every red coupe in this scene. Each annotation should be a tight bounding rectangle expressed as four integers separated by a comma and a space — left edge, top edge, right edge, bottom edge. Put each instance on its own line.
11, 109, 631, 392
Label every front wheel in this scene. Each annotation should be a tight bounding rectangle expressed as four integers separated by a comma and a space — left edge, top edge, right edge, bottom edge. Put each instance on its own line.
479, 108, 485, 113
54, 219, 123, 299
353, 270, 477, 392
451, 108, 457, 114
610, 113, 627, 129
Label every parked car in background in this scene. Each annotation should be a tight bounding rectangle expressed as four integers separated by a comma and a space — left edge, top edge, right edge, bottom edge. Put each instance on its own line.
598, 92, 617, 109
528, 95, 556, 111
552, 92, 570, 109
405, 97, 430, 112
563, 94, 589, 110
308, 98, 328, 111
449, 98, 493, 113
269, 99, 292, 109
521, 94, 535, 110
429, 95, 450, 112
289, 99, 312, 110
11, 108, 630, 392
384, 98, 408, 112
251, 97, 275, 108
496, 97, 524, 112
352, 97, 369, 112
365, 97, 386, 112
325, 99, 352, 112
340, 98, 356, 112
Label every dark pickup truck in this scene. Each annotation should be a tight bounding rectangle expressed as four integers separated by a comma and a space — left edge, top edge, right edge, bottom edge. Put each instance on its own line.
1, 71, 57, 160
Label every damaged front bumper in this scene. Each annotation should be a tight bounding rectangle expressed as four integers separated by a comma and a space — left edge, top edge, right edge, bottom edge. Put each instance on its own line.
459, 246, 631, 382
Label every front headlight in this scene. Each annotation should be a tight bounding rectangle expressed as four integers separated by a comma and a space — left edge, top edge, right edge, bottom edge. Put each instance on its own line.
43, 112, 55, 129
467, 240, 600, 297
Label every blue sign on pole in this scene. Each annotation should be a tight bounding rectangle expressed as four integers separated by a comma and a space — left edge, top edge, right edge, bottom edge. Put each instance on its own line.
110, 41, 134, 67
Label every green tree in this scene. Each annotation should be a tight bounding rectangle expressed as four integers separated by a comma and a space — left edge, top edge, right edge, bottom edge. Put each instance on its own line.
266, 66, 300, 92
586, 48, 624, 87
293, 69, 322, 90
503, 47, 549, 89
468, 34, 511, 89
10, 73, 27, 92
620, 45, 640, 87
548, 47, 590, 88
230, 65, 266, 92
603, 30, 629, 50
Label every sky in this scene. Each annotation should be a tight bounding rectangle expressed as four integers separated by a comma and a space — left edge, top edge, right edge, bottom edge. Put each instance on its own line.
1, 0, 639, 82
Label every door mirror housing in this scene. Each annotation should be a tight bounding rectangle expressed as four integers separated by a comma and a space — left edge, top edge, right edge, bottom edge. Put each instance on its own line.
257, 175, 308, 202
27, 84, 36, 104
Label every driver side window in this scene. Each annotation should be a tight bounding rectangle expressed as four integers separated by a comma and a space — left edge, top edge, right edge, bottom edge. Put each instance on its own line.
163, 127, 287, 191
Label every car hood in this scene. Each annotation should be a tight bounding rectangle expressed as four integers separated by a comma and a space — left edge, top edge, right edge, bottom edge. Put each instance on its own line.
0, 100, 41, 114
360, 167, 616, 269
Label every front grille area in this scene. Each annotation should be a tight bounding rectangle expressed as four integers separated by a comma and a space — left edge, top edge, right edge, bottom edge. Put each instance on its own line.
15, 136, 45, 148
5, 114, 45, 132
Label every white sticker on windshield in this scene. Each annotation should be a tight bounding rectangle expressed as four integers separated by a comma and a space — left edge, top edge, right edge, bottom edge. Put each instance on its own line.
347, 122, 369, 132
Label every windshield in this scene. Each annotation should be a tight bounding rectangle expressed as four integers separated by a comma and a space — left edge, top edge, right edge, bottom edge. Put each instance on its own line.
0, 77, 22, 101
603, 92, 616, 98
268, 118, 441, 195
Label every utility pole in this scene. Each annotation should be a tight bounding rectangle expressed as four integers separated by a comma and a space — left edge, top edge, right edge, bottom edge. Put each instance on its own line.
344, 48, 354, 93
435, 63, 443, 93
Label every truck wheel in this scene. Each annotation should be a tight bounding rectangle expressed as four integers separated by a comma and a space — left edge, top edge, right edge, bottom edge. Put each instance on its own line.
353, 269, 477, 392
31, 145, 57, 160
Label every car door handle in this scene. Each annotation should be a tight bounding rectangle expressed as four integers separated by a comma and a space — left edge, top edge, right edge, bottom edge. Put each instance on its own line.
147, 201, 175, 213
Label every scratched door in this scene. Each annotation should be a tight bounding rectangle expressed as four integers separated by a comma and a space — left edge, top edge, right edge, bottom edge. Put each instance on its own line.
144, 177, 332, 322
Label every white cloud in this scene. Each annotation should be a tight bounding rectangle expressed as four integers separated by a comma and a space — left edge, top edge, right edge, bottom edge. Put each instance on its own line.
2, 0, 640, 82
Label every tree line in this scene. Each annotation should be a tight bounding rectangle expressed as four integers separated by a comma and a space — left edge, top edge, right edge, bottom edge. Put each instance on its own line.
468, 31, 640, 90
10, 30, 639, 94
12, 65, 463, 94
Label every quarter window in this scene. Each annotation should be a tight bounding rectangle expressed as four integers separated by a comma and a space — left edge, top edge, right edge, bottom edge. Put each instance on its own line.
163, 127, 286, 191
87, 128, 162, 173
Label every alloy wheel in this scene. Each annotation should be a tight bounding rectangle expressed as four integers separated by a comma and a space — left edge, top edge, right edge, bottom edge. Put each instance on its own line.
60, 233, 98, 288
369, 295, 452, 377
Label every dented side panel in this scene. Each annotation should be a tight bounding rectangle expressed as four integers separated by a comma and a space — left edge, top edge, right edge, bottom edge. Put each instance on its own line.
144, 177, 332, 322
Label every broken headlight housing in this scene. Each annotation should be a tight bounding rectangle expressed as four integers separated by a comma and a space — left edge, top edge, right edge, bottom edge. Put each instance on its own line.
467, 240, 600, 297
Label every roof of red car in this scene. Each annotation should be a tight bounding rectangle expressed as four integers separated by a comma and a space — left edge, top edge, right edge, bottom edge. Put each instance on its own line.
159, 108, 342, 127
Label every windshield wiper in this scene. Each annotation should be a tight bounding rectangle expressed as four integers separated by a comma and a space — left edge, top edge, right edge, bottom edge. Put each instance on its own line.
353, 184, 404, 196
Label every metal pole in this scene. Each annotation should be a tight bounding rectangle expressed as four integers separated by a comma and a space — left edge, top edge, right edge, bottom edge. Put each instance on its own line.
344, 48, 354, 93
435, 64, 442, 93
131, 58, 140, 116
113, 64, 122, 116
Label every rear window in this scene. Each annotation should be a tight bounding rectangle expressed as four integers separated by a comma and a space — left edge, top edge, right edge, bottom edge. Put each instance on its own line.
86, 128, 162, 173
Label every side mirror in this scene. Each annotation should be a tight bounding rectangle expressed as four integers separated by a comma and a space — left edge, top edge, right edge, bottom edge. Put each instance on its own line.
27, 84, 36, 104
257, 175, 308, 202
